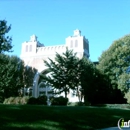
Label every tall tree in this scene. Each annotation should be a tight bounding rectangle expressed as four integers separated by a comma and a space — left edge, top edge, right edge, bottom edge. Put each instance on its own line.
79, 58, 111, 104
0, 20, 13, 53
97, 34, 130, 102
23, 66, 37, 88
0, 54, 24, 99
40, 48, 82, 98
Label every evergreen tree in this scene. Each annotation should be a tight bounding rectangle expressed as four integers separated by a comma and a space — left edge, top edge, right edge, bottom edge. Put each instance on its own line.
0, 54, 24, 99
0, 20, 13, 53
40, 48, 82, 98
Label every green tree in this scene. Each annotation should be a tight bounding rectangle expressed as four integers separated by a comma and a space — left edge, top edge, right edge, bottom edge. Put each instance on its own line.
80, 59, 111, 104
97, 34, 130, 102
0, 20, 13, 53
40, 48, 111, 104
40, 48, 82, 98
0, 54, 24, 99
23, 66, 37, 88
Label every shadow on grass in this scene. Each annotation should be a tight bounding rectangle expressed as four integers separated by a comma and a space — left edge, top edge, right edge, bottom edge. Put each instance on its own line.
0, 105, 130, 130
90, 104, 107, 107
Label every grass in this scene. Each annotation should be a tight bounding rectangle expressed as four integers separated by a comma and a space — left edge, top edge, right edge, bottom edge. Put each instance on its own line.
0, 104, 130, 130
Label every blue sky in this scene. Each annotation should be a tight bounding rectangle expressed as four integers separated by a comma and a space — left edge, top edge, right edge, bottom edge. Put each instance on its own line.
0, 0, 130, 61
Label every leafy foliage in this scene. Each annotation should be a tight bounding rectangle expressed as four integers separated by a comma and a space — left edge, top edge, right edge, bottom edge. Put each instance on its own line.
0, 20, 13, 53
97, 34, 130, 93
27, 96, 47, 105
27, 97, 37, 105
0, 53, 37, 100
3, 96, 29, 104
0, 54, 24, 98
40, 48, 112, 104
98, 35, 130, 91
23, 66, 37, 88
40, 48, 83, 98
124, 90, 130, 104
81, 60, 112, 104
37, 95, 47, 105
51, 96, 68, 106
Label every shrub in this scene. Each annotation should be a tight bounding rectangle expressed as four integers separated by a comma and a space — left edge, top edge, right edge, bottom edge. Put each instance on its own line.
51, 96, 68, 106
0, 91, 4, 103
27, 97, 37, 105
37, 95, 47, 105
13, 97, 22, 104
67, 102, 85, 106
21, 96, 29, 104
3, 97, 14, 104
3, 98, 8, 104
3, 96, 29, 104
4, 97, 15, 104
125, 91, 130, 104
75, 102, 85, 106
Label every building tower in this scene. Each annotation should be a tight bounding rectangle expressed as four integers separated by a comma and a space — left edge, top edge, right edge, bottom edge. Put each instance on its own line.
65, 29, 89, 59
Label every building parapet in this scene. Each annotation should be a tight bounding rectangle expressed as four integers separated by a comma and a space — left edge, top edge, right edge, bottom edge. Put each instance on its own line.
36, 45, 66, 54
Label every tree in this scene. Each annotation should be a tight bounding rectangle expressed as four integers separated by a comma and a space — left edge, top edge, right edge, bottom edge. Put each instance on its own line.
40, 48, 111, 104
20, 66, 37, 96
80, 59, 111, 104
23, 66, 37, 88
40, 48, 82, 98
0, 20, 13, 53
0, 54, 24, 99
97, 34, 130, 103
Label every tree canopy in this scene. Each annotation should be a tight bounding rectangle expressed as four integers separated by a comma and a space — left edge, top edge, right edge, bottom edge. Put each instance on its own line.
0, 54, 24, 99
40, 48, 82, 98
0, 20, 13, 53
0, 53, 37, 100
23, 66, 37, 88
40, 48, 110, 104
97, 34, 130, 95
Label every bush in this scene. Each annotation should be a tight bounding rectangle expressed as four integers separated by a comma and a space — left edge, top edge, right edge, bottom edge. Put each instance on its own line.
13, 97, 22, 104
3, 96, 49, 105
3, 98, 8, 104
51, 96, 68, 106
21, 96, 29, 104
3, 96, 29, 104
125, 91, 130, 104
75, 102, 85, 106
27, 97, 37, 105
3, 97, 15, 104
37, 95, 47, 105
67, 102, 85, 106
0, 91, 4, 103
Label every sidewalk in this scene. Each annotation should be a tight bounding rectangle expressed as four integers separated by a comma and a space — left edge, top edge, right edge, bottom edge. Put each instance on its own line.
102, 127, 119, 130
102, 127, 130, 130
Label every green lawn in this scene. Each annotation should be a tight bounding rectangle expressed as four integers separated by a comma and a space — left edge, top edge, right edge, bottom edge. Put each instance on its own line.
0, 104, 130, 130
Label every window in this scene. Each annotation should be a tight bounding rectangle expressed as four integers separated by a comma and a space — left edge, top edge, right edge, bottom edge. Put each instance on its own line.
70, 40, 73, 48
29, 45, 32, 52
25, 45, 28, 52
75, 40, 78, 47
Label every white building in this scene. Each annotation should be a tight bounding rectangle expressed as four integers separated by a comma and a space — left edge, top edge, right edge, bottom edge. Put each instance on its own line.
20, 29, 89, 102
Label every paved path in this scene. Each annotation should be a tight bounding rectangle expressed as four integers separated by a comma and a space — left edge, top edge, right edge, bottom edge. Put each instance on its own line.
102, 127, 130, 130
102, 127, 119, 130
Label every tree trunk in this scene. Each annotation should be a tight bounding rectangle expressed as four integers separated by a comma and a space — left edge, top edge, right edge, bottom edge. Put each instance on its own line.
76, 87, 81, 102
65, 91, 67, 98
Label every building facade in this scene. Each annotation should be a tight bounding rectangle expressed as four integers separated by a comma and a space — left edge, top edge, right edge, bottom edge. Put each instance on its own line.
20, 29, 89, 102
